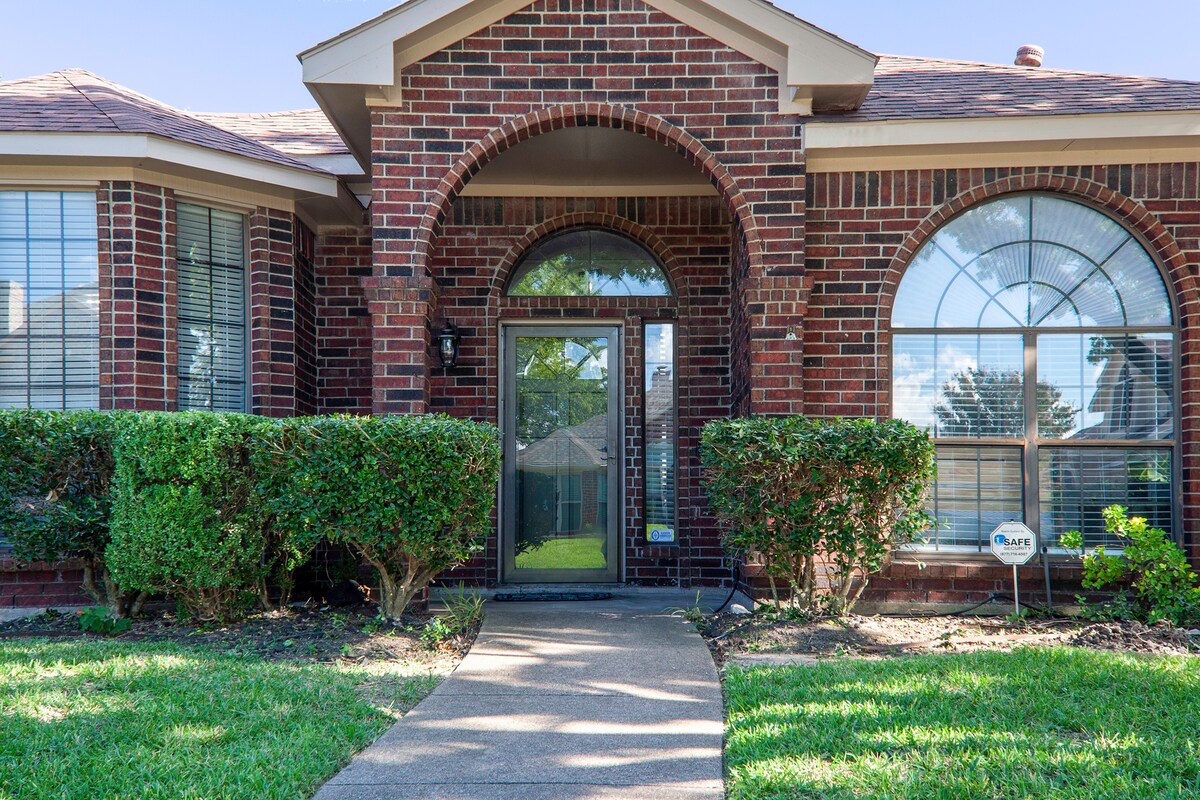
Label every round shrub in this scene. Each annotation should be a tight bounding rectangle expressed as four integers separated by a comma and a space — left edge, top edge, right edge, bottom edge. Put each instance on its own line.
107, 412, 274, 621
256, 414, 500, 620
701, 416, 935, 614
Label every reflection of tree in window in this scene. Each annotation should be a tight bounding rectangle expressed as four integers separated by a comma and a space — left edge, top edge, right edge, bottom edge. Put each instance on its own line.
514, 337, 608, 445
508, 229, 671, 297
933, 367, 1076, 438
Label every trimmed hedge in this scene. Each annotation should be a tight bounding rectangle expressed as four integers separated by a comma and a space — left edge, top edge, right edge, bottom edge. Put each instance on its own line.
0, 410, 143, 616
701, 416, 935, 614
257, 414, 501, 620
107, 412, 276, 622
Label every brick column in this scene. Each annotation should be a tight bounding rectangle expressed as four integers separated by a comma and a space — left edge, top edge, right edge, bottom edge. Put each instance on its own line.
249, 209, 317, 417
97, 181, 176, 410
363, 276, 436, 415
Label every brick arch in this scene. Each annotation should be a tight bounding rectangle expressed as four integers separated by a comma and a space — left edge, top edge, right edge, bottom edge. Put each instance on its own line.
879, 174, 1196, 327
415, 103, 760, 277
488, 212, 685, 299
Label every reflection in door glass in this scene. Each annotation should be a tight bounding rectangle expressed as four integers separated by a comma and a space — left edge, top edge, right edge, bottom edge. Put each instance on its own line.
644, 324, 676, 542
513, 335, 610, 572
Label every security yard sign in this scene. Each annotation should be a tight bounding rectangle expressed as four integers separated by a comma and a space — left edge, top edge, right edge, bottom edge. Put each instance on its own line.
990, 522, 1037, 565
990, 521, 1038, 615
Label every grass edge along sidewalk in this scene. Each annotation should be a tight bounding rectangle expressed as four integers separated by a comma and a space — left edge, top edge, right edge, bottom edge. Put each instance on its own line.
0, 638, 444, 800
725, 646, 1200, 800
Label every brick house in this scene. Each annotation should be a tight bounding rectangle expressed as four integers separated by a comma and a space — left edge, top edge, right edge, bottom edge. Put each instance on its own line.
3, 0, 1200, 608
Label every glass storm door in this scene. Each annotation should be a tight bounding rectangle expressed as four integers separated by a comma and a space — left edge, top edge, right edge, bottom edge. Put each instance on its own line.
502, 326, 620, 583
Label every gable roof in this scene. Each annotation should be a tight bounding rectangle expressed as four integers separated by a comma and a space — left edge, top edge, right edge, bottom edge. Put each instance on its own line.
845, 55, 1200, 121
299, 0, 878, 166
0, 70, 325, 172
192, 109, 350, 157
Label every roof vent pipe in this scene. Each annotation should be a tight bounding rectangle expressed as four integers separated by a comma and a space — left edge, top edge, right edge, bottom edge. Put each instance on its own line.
1015, 44, 1045, 67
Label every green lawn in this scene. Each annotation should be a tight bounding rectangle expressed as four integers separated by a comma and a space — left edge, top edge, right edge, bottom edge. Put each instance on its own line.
0, 638, 440, 800
515, 535, 606, 570
725, 648, 1200, 800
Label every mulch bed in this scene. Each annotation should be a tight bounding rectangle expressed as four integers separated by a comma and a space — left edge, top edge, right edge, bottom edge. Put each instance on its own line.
702, 611, 1200, 665
0, 604, 474, 667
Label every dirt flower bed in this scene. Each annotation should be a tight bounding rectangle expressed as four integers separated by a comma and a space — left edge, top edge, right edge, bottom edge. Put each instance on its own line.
702, 611, 1200, 664
0, 604, 475, 668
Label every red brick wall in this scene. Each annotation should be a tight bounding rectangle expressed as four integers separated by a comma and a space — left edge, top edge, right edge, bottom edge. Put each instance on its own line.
805, 164, 1200, 599
294, 223, 319, 415
98, 181, 177, 411
315, 226, 373, 413
433, 195, 732, 586
250, 208, 317, 416
367, 0, 808, 415
0, 559, 90, 610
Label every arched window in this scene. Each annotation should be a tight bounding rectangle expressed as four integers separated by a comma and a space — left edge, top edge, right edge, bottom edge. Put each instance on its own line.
507, 228, 671, 297
891, 194, 1176, 552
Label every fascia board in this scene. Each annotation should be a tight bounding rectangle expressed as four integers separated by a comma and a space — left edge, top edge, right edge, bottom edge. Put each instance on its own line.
805, 111, 1200, 151
0, 132, 339, 197
303, 0, 475, 84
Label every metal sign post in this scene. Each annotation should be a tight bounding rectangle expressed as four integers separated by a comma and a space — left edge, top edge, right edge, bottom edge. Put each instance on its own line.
990, 522, 1038, 615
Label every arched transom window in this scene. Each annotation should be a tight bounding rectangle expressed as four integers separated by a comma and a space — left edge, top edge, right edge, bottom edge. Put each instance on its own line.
507, 228, 672, 297
891, 194, 1176, 552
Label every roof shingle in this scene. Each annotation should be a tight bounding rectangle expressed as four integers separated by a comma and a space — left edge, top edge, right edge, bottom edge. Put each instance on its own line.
0, 70, 326, 172
193, 109, 349, 157
842, 55, 1200, 121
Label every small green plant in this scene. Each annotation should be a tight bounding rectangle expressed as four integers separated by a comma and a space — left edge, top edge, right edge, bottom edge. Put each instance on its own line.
668, 590, 708, 624
442, 584, 485, 631
77, 607, 131, 635
421, 584, 485, 647
419, 616, 456, 647
1061, 505, 1200, 627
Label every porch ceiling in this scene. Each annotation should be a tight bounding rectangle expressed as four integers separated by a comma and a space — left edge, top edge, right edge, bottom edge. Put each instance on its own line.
460, 126, 718, 197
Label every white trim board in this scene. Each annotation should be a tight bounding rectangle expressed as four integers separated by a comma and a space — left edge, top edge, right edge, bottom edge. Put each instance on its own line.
806, 111, 1200, 148
0, 132, 339, 197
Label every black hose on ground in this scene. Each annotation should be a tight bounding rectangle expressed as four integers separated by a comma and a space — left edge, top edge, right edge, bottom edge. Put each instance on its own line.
711, 558, 740, 615
876, 593, 1003, 618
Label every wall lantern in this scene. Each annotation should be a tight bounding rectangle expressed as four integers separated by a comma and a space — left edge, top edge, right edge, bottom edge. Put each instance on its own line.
437, 321, 460, 368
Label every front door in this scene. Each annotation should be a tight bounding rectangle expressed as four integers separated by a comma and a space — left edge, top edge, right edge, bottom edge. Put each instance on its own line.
502, 325, 621, 583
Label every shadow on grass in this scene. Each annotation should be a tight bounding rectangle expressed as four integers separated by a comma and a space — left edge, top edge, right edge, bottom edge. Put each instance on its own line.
0, 638, 432, 800
725, 647, 1200, 800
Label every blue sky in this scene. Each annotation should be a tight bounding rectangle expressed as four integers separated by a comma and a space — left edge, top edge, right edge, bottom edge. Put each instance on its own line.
1, 0, 1197, 112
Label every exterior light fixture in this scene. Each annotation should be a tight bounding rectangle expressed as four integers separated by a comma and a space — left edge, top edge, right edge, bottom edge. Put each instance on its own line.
437, 321, 460, 368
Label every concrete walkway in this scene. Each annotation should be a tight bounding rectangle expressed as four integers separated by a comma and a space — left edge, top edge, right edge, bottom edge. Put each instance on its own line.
314, 591, 728, 800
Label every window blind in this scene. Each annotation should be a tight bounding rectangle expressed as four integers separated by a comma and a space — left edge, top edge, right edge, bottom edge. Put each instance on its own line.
176, 203, 246, 412
0, 191, 99, 410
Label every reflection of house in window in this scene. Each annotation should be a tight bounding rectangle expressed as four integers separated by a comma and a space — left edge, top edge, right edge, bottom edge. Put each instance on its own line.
0, 284, 99, 409
645, 363, 676, 530
1071, 336, 1173, 441
516, 413, 608, 541
1, 280, 25, 333
1042, 334, 1174, 543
